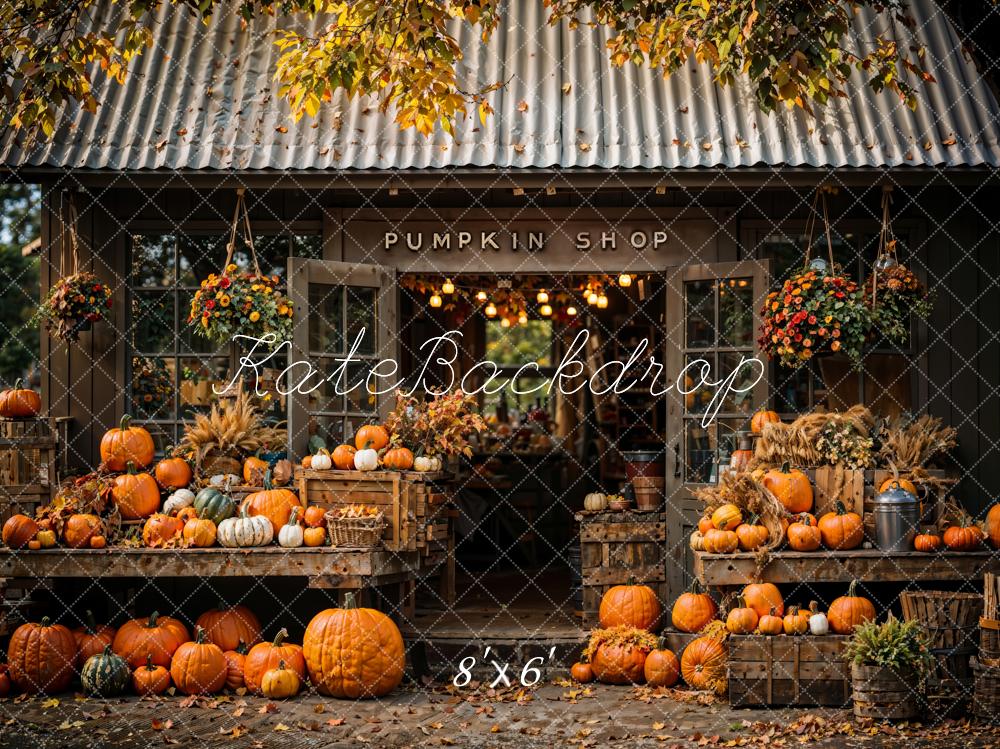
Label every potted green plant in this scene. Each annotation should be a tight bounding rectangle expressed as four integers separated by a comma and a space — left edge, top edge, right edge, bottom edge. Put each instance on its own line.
844, 615, 933, 721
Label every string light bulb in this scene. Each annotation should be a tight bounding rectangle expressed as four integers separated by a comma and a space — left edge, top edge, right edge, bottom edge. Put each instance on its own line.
618, 273, 632, 287
540, 304, 553, 317
536, 289, 549, 304
518, 313, 528, 324
566, 305, 578, 316
484, 303, 497, 317
476, 290, 488, 302
429, 293, 443, 308
597, 294, 608, 309
500, 317, 511, 328
442, 278, 455, 294
587, 291, 599, 305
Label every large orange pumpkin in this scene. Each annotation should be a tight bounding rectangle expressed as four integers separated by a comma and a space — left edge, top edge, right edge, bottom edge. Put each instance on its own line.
142, 513, 183, 547
943, 517, 985, 551
7, 618, 77, 694
331, 445, 356, 470
63, 513, 102, 548
986, 503, 1000, 549
354, 424, 389, 451
303, 593, 405, 698
113, 463, 162, 520
154, 453, 192, 489
243, 628, 307, 694
750, 409, 780, 435
382, 447, 415, 471
680, 635, 727, 693
73, 610, 117, 668
113, 611, 190, 668
763, 462, 813, 514
643, 638, 680, 688
818, 501, 864, 550
671, 583, 718, 633
195, 603, 262, 653
598, 579, 662, 631
786, 515, 821, 551
827, 580, 876, 635
241, 472, 300, 533
590, 641, 648, 685
0, 379, 41, 418
170, 627, 227, 695
743, 582, 784, 618
2, 513, 38, 549
100, 414, 155, 471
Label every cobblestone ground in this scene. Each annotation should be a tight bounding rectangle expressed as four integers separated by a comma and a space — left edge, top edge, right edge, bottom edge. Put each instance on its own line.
2, 683, 999, 749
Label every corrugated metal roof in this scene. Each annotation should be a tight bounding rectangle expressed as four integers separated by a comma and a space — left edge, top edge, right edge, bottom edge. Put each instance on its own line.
3, 0, 1000, 171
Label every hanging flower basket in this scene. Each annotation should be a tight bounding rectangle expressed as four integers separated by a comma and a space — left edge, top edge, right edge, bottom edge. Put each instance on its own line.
188, 189, 293, 348
40, 272, 113, 342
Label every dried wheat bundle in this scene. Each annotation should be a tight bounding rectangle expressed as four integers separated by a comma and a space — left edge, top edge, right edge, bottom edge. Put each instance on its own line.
749, 405, 875, 469
178, 385, 284, 471
693, 471, 786, 551
878, 414, 957, 469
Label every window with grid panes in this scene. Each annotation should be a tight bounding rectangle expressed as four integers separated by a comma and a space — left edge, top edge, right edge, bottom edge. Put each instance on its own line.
745, 228, 918, 416
128, 233, 322, 450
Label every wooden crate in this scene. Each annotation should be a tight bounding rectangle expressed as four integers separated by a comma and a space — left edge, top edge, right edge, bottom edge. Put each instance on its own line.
576, 511, 666, 627
808, 467, 864, 518
0, 418, 57, 524
728, 634, 851, 707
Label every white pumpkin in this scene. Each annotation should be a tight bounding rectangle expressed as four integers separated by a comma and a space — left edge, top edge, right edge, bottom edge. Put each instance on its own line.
689, 530, 705, 552
583, 492, 608, 512
217, 510, 273, 548
413, 455, 442, 472
163, 489, 195, 516
310, 451, 333, 471
354, 448, 379, 472
808, 602, 829, 635
210, 473, 240, 488
278, 508, 304, 548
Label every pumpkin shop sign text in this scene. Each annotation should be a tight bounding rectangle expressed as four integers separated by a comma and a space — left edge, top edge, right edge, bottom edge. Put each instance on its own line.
382, 228, 671, 253
223, 330, 764, 428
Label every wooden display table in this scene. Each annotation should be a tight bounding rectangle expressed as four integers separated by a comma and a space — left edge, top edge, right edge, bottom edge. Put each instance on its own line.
694, 549, 1000, 586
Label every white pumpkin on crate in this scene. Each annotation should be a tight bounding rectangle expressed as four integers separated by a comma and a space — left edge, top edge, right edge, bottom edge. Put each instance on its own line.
163, 488, 195, 516
808, 601, 829, 635
413, 455, 442, 473
354, 447, 379, 472
310, 450, 333, 471
217, 510, 273, 548
278, 508, 304, 548
583, 492, 608, 512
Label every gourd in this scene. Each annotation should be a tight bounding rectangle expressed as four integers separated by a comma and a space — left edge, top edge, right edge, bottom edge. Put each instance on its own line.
90, 534, 107, 549
757, 607, 784, 636
354, 424, 389, 451
100, 414, 155, 471
750, 409, 780, 435
310, 449, 334, 471
584, 492, 608, 512
73, 609, 117, 667
243, 454, 269, 485
303, 593, 405, 698
598, 578, 661, 631
680, 636, 727, 693
133, 654, 171, 696
261, 660, 300, 699
382, 446, 415, 471
736, 516, 769, 551
413, 455, 442, 472
914, 531, 943, 553
643, 639, 680, 688
195, 603, 262, 652
278, 507, 304, 548
63, 513, 102, 548
2, 514, 38, 549
725, 597, 759, 634
818, 501, 864, 550
671, 581, 718, 633
217, 509, 273, 548
81, 645, 131, 696
241, 471, 300, 531
303, 526, 326, 547
193, 487, 236, 526
353, 446, 379, 472
154, 451, 192, 489
163, 488, 195, 516
142, 513, 184, 547
112, 611, 191, 668
0, 379, 41, 418
170, 627, 227, 695
112, 463, 162, 520
827, 580, 876, 634
763, 462, 814, 514
36, 529, 57, 548
689, 530, 705, 552
182, 517, 217, 547
808, 601, 829, 635
787, 515, 821, 551
570, 661, 593, 683
244, 629, 307, 694
711, 503, 742, 530
742, 582, 784, 618
782, 606, 809, 635
7, 617, 78, 694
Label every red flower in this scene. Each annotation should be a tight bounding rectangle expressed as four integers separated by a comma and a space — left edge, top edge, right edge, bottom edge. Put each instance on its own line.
205, 300, 216, 310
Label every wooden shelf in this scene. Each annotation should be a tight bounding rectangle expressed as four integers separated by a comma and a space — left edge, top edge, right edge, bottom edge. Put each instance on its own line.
693, 549, 1000, 586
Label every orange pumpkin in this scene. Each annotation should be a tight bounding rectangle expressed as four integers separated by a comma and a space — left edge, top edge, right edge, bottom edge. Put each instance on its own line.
671, 582, 718, 633
879, 476, 918, 496
303, 526, 326, 547
100, 414, 155, 471
195, 603, 262, 653
703, 528, 739, 553
301, 455, 312, 469
331, 444, 356, 470
914, 530, 943, 553
590, 641, 648, 685
73, 610, 117, 668
827, 580, 876, 635
176, 506, 199, 524
643, 639, 680, 688
757, 607, 784, 636
697, 515, 714, 535
763, 462, 813, 514
726, 597, 759, 635
786, 515, 821, 551
243, 454, 269, 485
89, 534, 107, 549
303, 593, 405, 698
241, 472, 300, 533
2, 513, 38, 549
154, 453, 192, 489
570, 661, 594, 683
750, 409, 780, 435
113, 611, 191, 668
783, 605, 809, 635
944, 517, 984, 551
223, 643, 248, 691
711, 503, 742, 530
303, 505, 327, 528
26, 539, 40, 550
598, 579, 662, 631
142, 513, 184, 547
680, 635, 727, 693
382, 446, 415, 471
63, 513, 102, 548
743, 582, 784, 618
183, 517, 217, 547
818, 501, 864, 550
113, 463, 161, 520
170, 627, 227, 695
355, 424, 389, 451
0, 379, 41, 418
244, 628, 307, 694
7, 617, 77, 694
133, 654, 171, 696
735, 516, 769, 551
0, 668, 10, 698
986, 503, 1000, 549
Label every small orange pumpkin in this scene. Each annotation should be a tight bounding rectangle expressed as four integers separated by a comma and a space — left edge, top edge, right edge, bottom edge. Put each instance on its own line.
671, 581, 718, 633
735, 517, 769, 551
142, 513, 183, 547
223, 642, 248, 691
757, 607, 784, 636
680, 635, 727, 693
726, 597, 759, 635
2, 513, 38, 549
787, 515, 821, 551
703, 528, 739, 554
763, 462, 814, 514
711, 503, 742, 530
827, 580, 875, 635
182, 517, 217, 547
0, 379, 41, 418
943, 516, 984, 551
750, 409, 780, 435
170, 627, 227, 695
89, 535, 107, 549
382, 446, 415, 471
697, 515, 714, 535
63, 513, 102, 548
243, 454, 269, 485
783, 605, 809, 635
643, 638, 680, 688
243, 628, 307, 694
303, 526, 326, 547
914, 530, 943, 553
133, 654, 171, 696
303, 505, 326, 528
570, 661, 593, 683
73, 609, 117, 667
154, 451, 192, 489
331, 444, 356, 470
743, 582, 784, 618
818, 501, 864, 550
354, 424, 389, 451
241, 471, 301, 532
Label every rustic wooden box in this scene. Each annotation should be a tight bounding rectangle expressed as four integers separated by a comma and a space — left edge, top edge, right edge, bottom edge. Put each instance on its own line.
0, 418, 57, 525
576, 511, 666, 628
728, 634, 851, 708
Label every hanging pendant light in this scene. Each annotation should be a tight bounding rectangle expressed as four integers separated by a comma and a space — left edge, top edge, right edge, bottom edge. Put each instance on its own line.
500, 317, 511, 328
429, 293, 443, 308
518, 313, 528, 324
618, 274, 632, 287
566, 305, 578, 316
587, 291, 599, 305
536, 289, 549, 304
540, 304, 553, 317
442, 278, 455, 294
476, 290, 488, 302
484, 302, 497, 317
597, 294, 608, 309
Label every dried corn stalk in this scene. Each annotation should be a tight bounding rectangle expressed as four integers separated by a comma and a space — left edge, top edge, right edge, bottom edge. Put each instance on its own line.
693, 471, 786, 551
878, 414, 957, 469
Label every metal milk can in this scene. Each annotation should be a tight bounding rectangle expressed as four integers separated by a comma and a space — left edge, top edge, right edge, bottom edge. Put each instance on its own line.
873, 480, 921, 552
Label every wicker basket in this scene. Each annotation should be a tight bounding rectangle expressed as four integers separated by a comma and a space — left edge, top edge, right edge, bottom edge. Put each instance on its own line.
325, 510, 386, 548
972, 658, 1000, 721
981, 617, 1000, 665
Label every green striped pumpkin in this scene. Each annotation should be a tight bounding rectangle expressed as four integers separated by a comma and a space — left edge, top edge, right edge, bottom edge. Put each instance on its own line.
81, 645, 130, 697
193, 488, 236, 526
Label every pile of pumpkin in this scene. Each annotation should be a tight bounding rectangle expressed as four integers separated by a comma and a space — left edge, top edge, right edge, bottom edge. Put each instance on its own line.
1, 598, 404, 700
302, 424, 442, 473
569, 578, 877, 692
